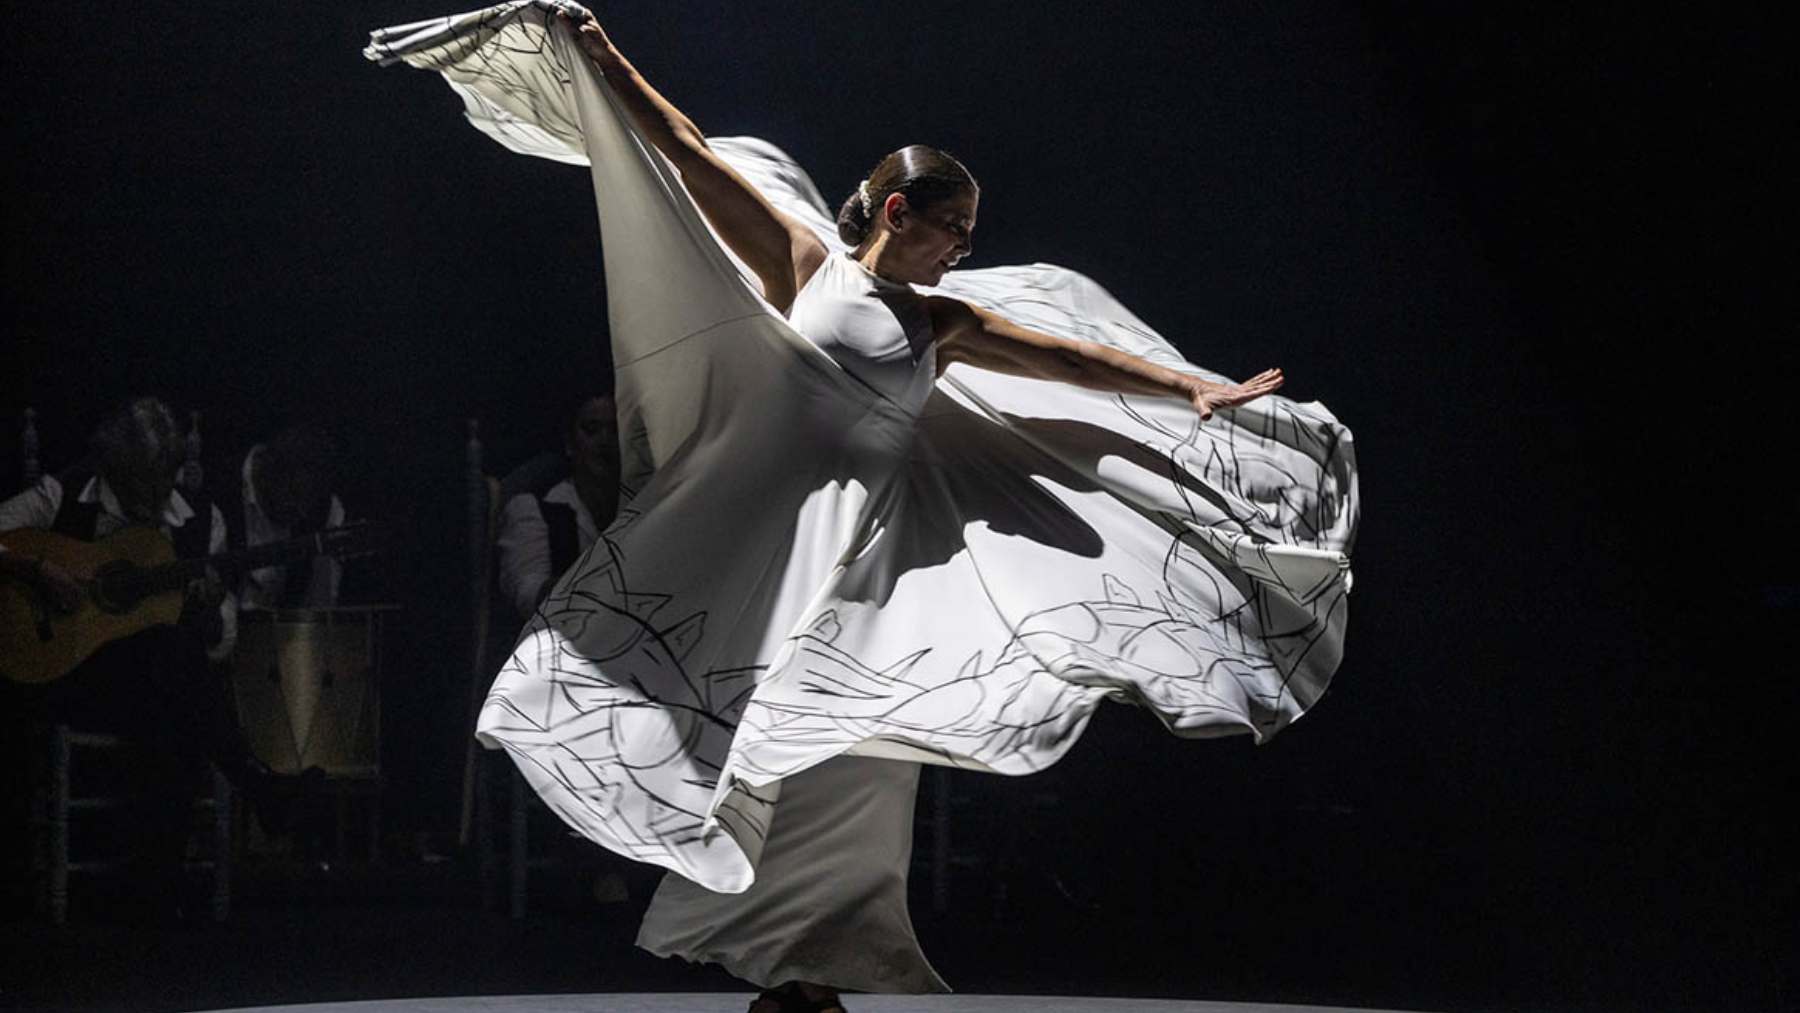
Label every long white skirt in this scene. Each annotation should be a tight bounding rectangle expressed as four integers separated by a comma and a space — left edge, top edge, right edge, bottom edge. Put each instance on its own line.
370, 2, 1358, 993
638, 756, 947, 994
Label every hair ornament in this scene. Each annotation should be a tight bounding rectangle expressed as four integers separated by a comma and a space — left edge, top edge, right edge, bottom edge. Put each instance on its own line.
857, 179, 874, 216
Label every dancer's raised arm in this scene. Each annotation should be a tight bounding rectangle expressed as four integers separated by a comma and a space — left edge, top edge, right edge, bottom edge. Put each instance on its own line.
559, 10, 827, 313
928, 297, 1284, 421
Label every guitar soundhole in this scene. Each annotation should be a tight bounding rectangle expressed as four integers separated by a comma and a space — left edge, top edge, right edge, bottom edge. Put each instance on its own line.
90, 560, 141, 615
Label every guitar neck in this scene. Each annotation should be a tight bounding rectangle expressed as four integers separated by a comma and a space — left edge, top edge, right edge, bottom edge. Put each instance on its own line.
133, 530, 347, 597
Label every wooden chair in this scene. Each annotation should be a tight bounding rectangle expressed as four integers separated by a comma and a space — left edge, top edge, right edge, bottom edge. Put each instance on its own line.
41, 725, 232, 924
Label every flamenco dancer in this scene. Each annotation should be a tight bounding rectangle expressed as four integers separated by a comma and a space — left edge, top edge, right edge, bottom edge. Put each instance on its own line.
369, 4, 1358, 1011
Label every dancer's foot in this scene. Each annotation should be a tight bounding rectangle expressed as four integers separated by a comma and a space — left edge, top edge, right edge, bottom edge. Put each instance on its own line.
747, 982, 846, 1013
791, 982, 846, 1013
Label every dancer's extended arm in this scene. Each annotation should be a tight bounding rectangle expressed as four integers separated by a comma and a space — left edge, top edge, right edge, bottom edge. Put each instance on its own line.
927, 297, 1283, 420
560, 11, 827, 312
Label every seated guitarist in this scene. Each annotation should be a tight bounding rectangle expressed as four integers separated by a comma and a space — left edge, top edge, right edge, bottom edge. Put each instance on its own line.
0, 396, 286, 919
1, 396, 237, 660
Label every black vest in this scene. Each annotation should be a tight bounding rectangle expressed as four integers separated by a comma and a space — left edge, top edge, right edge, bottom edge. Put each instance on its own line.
51, 461, 213, 561
538, 497, 580, 579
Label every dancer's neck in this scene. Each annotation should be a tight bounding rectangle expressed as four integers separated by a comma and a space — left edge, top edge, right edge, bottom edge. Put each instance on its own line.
853, 235, 910, 286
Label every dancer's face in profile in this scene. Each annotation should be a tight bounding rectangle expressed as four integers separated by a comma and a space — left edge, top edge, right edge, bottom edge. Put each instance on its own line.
882, 187, 977, 286
567, 396, 620, 482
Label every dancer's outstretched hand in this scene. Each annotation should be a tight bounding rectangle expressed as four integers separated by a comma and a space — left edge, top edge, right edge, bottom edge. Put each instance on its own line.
1188, 368, 1283, 421
556, 7, 613, 63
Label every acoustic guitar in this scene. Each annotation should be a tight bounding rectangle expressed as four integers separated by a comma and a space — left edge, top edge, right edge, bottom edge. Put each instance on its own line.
0, 522, 383, 685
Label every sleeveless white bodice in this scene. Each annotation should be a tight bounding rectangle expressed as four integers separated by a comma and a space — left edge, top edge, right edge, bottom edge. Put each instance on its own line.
787, 252, 937, 413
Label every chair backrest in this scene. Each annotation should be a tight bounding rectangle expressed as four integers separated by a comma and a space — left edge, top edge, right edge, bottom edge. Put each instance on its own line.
468, 472, 502, 703
460, 418, 498, 845
459, 423, 571, 845
465, 419, 490, 679
459, 411, 574, 837
21, 408, 41, 491
178, 411, 204, 497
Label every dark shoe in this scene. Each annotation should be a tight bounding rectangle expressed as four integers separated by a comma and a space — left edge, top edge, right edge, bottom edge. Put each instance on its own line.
751, 983, 847, 1013
241, 761, 326, 836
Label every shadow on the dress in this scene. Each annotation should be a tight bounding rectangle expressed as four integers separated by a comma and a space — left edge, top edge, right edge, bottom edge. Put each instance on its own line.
830, 393, 1251, 609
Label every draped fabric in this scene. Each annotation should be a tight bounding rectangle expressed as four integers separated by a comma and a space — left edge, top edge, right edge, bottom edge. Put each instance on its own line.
368, 1, 1359, 895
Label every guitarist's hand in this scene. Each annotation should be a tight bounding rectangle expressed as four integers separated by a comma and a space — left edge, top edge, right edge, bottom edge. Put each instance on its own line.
36, 559, 86, 613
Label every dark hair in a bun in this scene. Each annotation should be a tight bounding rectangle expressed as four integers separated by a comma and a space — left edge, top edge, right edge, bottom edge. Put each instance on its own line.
836, 145, 978, 247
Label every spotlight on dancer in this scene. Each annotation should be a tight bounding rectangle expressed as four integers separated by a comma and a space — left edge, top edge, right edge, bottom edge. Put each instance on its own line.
369, 7, 1357, 1011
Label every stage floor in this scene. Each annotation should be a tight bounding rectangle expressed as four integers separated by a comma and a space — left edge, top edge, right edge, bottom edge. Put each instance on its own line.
207, 995, 1430, 1013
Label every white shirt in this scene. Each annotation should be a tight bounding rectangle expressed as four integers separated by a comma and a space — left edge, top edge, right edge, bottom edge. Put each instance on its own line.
0, 472, 238, 661
495, 478, 600, 621
237, 444, 346, 611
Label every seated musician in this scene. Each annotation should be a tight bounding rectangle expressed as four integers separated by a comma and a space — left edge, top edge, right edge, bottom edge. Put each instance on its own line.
495, 393, 620, 623
236, 422, 346, 611
492, 392, 630, 904
0, 396, 284, 918
1, 396, 237, 661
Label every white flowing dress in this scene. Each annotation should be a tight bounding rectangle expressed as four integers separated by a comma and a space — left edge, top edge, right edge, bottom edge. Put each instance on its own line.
369, 1, 1358, 994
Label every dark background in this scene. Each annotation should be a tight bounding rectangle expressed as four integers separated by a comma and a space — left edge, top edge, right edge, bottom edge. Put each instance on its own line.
1, 3, 1789, 1012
